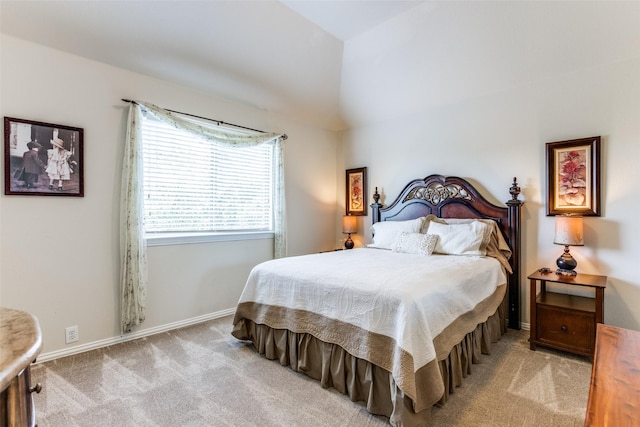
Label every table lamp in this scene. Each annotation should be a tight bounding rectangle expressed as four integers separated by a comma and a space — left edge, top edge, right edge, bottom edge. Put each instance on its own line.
342, 215, 357, 249
553, 214, 584, 276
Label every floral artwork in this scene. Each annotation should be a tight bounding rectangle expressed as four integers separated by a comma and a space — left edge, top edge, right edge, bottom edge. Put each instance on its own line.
350, 174, 363, 209
556, 147, 589, 208
546, 137, 600, 216
346, 167, 367, 216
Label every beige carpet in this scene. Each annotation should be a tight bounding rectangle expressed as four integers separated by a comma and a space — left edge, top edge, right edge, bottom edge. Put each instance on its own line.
31, 316, 592, 426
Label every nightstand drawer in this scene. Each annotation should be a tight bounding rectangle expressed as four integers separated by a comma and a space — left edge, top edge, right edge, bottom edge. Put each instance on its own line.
537, 305, 595, 351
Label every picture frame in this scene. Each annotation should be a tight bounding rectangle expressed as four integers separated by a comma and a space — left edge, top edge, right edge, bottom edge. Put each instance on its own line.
346, 167, 367, 216
546, 136, 600, 216
4, 117, 84, 197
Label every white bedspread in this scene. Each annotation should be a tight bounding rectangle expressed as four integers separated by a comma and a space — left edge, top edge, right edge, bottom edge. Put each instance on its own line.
236, 248, 506, 374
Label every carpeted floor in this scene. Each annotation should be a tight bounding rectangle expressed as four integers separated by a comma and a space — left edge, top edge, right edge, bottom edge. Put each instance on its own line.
31, 315, 592, 426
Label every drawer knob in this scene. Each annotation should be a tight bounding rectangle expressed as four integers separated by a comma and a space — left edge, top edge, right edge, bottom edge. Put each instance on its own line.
560, 325, 568, 332
29, 383, 42, 394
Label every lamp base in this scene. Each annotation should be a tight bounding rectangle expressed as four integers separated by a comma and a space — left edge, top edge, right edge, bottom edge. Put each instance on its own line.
344, 234, 354, 250
556, 245, 577, 276
556, 268, 577, 277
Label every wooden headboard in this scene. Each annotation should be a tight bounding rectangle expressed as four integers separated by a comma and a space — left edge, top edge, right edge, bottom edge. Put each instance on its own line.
371, 174, 523, 330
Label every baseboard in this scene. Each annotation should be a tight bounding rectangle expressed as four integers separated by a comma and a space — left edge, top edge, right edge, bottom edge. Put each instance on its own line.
505, 319, 530, 331
37, 311, 531, 363
36, 308, 236, 363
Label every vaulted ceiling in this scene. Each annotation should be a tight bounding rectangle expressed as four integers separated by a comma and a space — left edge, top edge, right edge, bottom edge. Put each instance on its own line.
0, 1, 424, 131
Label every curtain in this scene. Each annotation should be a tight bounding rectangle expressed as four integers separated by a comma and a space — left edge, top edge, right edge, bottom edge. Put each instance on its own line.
120, 105, 147, 334
120, 100, 287, 334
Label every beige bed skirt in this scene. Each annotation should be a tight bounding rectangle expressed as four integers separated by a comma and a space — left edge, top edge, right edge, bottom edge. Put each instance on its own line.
232, 294, 507, 427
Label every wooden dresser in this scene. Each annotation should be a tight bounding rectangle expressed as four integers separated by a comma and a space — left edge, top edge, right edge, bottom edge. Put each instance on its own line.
584, 323, 640, 426
0, 307, 43, 427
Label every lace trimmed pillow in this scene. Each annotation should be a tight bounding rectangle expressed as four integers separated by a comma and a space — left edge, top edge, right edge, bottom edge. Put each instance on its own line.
392, 232, 438, 255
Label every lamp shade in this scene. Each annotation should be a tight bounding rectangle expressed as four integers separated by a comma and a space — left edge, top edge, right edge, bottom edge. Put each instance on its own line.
554, 215, 584, 246
342, 215, 357, 234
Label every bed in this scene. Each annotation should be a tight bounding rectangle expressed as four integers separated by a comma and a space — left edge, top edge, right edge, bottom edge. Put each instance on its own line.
232, 174, 523, 426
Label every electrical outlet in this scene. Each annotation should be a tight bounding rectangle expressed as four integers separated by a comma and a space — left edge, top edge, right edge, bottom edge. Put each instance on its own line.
65, 325, 79, 344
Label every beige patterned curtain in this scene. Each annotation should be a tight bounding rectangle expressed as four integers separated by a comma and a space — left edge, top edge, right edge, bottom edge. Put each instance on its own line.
120, 105, 147, 334
120, 101, 286, 334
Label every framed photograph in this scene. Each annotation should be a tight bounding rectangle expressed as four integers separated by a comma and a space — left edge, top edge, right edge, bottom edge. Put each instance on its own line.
346, 167, 367, 216
4, 117, 83, 197
546, 136, 600, 216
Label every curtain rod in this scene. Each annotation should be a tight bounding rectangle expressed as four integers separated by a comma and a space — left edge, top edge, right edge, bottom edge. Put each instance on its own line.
121, 99, 287, 140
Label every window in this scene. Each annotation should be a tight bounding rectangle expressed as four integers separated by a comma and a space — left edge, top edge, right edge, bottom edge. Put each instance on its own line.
140, 114, 275, 241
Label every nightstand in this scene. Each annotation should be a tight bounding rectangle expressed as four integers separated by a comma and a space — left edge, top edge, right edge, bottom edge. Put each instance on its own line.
528, 270, 607, 358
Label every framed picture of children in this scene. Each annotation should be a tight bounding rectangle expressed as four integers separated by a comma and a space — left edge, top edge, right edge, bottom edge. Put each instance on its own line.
4, 117, 84, 197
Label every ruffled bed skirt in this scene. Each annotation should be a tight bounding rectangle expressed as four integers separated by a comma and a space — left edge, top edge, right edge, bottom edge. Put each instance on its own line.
232, 301, 506, 427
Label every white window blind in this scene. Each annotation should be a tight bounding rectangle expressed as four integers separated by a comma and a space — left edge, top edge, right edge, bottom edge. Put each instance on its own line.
141, 115, 274, 234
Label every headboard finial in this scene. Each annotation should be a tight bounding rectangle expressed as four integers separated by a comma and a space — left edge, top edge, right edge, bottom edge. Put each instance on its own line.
509, 177, 521, 201
373, 187, 380, 204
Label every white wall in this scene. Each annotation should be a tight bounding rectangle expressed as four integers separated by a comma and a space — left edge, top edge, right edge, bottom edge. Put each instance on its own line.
0, 35, 339, 356
339, 1, 640, 330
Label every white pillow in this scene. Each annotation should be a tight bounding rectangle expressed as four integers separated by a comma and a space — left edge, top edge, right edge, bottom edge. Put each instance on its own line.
392, 232, 438, 255
368, 217, 424, 250
427, 220, 492, 256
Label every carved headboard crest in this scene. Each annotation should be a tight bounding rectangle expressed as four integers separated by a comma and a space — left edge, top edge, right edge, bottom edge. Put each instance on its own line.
403, 182, 472, 205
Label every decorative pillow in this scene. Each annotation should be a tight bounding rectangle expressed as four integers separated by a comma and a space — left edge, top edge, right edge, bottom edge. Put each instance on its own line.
368, 217, 425, 250
427, 220, 492, 256
392, 232, 438, 255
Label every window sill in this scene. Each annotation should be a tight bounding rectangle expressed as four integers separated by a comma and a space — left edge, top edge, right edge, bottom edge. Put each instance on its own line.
146, 231, 274, 247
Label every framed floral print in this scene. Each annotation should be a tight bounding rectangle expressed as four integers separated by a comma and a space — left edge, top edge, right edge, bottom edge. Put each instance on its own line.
4, 116, 84, 197
546, 136, 600, 216
346, 167, 367, 216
